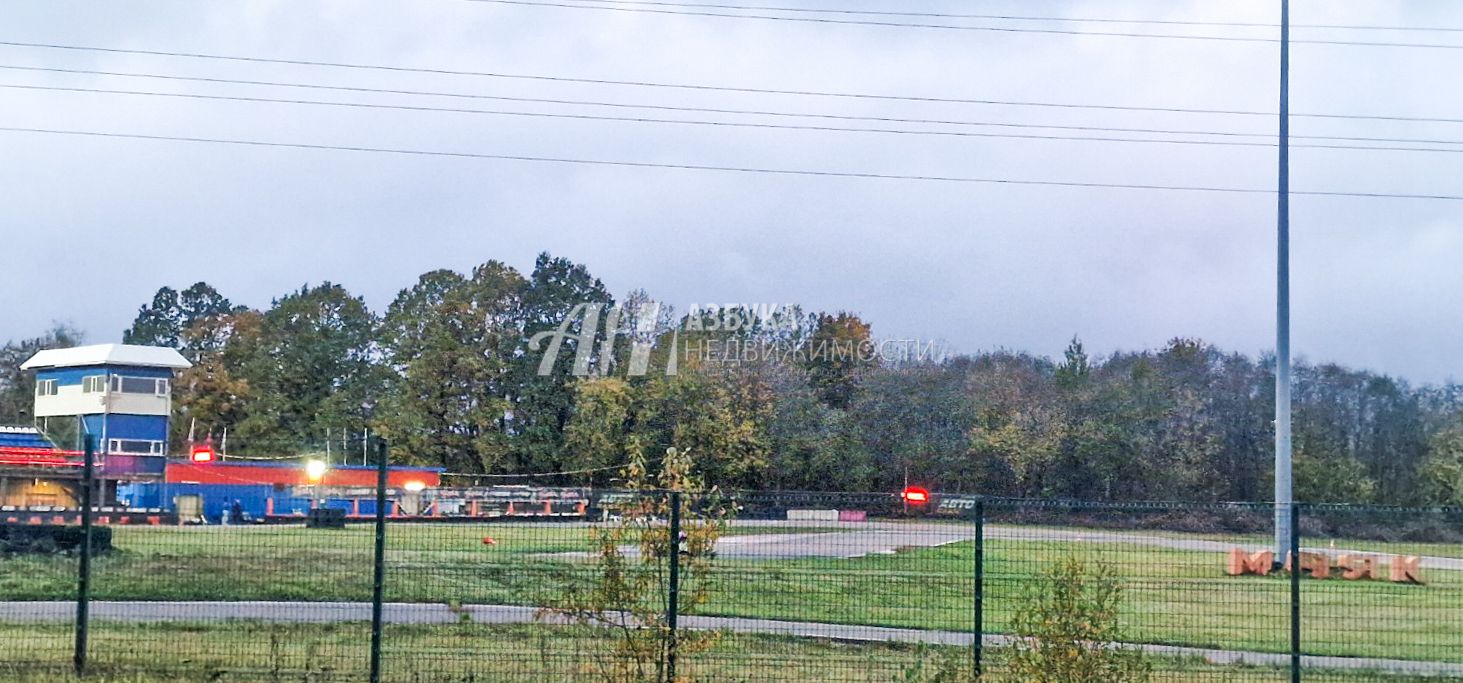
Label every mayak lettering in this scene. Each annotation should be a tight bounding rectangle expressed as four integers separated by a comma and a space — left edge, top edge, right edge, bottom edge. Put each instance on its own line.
1225, 548, 1425, 584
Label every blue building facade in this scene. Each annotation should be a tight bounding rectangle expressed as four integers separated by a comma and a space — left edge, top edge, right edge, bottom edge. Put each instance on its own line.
22, 344, 191, 478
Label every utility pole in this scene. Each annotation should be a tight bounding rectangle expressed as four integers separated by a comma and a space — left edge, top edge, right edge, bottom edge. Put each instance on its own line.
1273, 0, 1293, 559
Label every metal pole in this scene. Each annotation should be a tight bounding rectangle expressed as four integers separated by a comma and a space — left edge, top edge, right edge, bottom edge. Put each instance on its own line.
73, 435, 94, 675
973, 499, 985, 679
666, 491, 682, 683
369, 438, 388, 683
1290, 502, 1301, 683
1273, 0, 1294, 559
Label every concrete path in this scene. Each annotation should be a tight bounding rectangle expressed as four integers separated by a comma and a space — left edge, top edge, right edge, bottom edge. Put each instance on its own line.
3, 601, 1460, 677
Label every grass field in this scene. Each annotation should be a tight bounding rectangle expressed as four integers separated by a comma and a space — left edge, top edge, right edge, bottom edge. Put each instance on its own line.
704, 539, 1461, 662
1, 522, 1458, 668
0, 621, 1443, 683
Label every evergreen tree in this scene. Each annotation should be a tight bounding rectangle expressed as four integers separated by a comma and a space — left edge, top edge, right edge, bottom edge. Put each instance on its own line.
122, 282, 238, 357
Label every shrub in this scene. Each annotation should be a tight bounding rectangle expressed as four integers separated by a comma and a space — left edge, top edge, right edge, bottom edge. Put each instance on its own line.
0, 524, 113, 555
1002, 555, 1150, 683
541, 447, 728, 683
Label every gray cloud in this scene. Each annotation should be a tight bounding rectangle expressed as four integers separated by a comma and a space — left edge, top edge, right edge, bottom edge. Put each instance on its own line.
1, 0, 1458, 382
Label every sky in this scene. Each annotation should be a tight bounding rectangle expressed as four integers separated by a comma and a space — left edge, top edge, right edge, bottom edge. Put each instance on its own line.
1, 0, 1460, 383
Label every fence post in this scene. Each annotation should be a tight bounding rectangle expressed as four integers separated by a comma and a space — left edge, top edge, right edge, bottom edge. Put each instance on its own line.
73, 435, 94, 675
666, 490, 682, 683
973, 498, 985, 679
1290, 501, 1301, 683
369, 438, 388, 683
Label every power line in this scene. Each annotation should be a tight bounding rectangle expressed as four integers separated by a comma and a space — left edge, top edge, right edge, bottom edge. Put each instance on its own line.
472, 0, 1463, 49
477, 0, 1279, 43
14, 82, 1463, 154
20, 64, 1463, 146
4, 125, 1461, 201
11, 83, 1260, 148
1, 64, 1273, 140
5, 42, 1461, 126
530, 0, 1463, 33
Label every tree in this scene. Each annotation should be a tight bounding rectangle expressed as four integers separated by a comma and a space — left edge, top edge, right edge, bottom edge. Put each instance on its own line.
122, 287, 182, 348
74, 260, 1463, 502
231, 283, 379, 454
964, 352, 1061, 498
510, 253, 614, 473
1054, 335, 1091, 388
170, 310, 263, 449
563, 377, 635, 483
764, 364, 868, 491
122, 282, 238, 357
802, 312, 875, 409
853, 362, 973, 492
629, 366, 772, 489
0, 324, 83, 424
377, 264, 525, 472
1420, 424, 1463, 505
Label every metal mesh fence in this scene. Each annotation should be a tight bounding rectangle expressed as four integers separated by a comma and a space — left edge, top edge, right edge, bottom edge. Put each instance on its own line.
0, 535, 75, 678
2, 482, 1461, 682
84, 522, 375, 679
1297, 505, 1463, 672
983, 500, 1287, 682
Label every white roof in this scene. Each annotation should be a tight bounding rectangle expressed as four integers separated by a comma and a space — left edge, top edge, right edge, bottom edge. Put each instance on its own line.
21, 344, 192, 371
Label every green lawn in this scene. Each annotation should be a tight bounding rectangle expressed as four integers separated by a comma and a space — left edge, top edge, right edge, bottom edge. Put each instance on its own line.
700, 539, 1462, 662
1, 523, 1458, 665
0, 621, 1439, 683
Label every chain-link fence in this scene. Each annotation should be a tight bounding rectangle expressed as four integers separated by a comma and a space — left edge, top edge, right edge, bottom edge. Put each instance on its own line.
3, 451, 1460, 681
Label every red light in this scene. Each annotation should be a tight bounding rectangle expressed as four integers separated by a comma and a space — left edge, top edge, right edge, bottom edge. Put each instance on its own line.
902, 486, 930, 505
190, 447, 215, 463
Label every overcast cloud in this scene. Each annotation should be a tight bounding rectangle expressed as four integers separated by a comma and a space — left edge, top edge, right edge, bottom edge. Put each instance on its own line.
1, 0, 1460, 382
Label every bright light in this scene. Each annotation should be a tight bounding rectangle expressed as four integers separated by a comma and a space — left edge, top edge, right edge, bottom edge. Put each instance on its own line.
190, 446, 215, 463
901, 486, 931, 505
305, 459, 328, 482
403, 480, 426, 493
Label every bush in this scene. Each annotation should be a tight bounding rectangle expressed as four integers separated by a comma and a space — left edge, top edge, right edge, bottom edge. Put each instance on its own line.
0, 524, 113, 555
896, 644, 975, 683
1002, 555, 1150, 683
541, 447, 728, 683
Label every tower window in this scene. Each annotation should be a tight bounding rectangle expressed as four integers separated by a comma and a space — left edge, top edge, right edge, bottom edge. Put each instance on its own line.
109, 439, 165, 455
111, 376, 169, 395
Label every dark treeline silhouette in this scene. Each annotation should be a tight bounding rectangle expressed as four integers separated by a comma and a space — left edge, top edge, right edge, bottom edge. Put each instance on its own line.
6, 253, 1459, 506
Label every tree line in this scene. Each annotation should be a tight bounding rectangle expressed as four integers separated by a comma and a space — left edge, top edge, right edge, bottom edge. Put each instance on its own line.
2, 252, 1460, 505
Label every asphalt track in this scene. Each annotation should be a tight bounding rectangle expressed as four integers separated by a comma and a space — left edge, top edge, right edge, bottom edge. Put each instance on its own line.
3, 600, 1461, 677
632, 520, 1463, 570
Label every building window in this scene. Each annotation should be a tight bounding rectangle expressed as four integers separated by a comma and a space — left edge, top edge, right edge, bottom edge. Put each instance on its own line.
34, 379, 58, 396
111, 376, 169, 395
109, 439, 165, 455
82, 375, 107, 393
